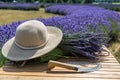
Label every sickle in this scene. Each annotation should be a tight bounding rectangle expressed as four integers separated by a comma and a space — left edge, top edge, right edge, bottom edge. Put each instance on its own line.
48, 60, 102, 73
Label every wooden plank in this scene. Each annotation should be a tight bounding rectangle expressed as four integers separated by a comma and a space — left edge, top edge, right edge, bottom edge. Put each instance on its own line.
0, 75, 119, 80
0, 54, 120, 80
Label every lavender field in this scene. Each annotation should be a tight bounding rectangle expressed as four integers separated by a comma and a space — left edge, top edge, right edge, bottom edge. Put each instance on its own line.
0, 4, 120, 66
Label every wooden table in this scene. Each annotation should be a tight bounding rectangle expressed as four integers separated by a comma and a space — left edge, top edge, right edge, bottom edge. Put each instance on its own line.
0, 54, 120, 80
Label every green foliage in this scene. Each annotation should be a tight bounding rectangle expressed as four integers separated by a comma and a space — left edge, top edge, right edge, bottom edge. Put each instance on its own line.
84, 0, 93, 3
71, 0, 88, 4
55, 0, 64, 3
100, 24, 109, 37
114, 48, 120, 63
109, 22, 120, 41
38, 48, 64, 63
81, 0, 86, 4
67, 0, 73, 4
0, 49, 7, 67
110, 8, 120, 11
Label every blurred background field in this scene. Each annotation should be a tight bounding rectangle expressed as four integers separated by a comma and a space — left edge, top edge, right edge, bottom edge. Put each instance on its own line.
0, 8, 58, 25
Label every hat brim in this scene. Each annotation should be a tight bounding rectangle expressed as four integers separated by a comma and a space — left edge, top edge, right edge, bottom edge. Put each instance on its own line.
2, 26, 63, 61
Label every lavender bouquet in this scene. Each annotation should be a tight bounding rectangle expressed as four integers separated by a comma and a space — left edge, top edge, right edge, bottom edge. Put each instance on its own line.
59, 32, 108, 60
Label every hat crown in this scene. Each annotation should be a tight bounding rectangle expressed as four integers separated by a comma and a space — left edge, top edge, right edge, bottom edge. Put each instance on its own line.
15, 20, 48, 49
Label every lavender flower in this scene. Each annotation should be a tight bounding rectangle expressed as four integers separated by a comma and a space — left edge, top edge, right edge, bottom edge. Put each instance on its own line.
0, 3, 40, 10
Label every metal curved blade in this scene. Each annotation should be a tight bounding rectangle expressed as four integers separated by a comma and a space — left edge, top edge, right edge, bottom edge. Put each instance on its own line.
76, 63, 102, 72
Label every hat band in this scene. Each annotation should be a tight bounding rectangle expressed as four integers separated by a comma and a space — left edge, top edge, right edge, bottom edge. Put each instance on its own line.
15, 38, 49, 50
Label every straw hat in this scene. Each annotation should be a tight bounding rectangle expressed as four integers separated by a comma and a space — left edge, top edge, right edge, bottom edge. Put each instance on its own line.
2, 20, 63, 61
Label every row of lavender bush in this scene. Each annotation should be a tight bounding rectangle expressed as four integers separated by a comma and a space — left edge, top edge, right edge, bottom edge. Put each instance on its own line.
45, 5, 120, 39
0, 5, 120, 59
44, 3, 120, 11
0, 3, 40, 10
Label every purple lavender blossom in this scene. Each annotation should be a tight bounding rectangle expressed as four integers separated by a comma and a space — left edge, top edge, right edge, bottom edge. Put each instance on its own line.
0, 3, 40, 10
45, 5, 120, 33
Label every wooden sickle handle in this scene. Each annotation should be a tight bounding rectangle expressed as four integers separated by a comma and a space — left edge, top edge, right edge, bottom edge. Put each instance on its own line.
48, 60, 78, 71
